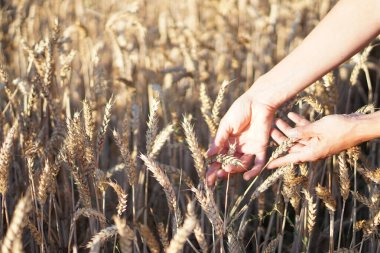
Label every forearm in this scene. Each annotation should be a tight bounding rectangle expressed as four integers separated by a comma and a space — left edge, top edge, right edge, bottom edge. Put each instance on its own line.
353, 111, 380, 144
249, 0, 380, 109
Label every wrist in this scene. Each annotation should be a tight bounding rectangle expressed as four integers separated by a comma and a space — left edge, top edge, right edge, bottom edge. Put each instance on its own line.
350, 112, 380, 144
246, 74, 296, 110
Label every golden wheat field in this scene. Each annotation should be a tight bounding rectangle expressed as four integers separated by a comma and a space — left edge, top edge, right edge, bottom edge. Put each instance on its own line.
1, 0, 380, 252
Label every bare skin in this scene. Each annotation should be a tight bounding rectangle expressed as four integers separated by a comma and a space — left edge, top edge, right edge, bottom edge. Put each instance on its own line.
206, 0, 380, 185
268, 111, 380, 168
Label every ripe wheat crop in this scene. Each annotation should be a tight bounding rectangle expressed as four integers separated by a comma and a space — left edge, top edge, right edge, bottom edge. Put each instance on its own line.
0, 0, 380, 252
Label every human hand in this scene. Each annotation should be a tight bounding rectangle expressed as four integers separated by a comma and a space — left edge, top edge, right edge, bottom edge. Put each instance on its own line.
206, 88, 276, 185
268, 112, 363, 168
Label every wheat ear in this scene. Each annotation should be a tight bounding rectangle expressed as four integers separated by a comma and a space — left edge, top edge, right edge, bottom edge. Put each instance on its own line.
297, 95, 324, 114
338, 153, 350, 201
149, 124, 174, 159
157, 222, 169, 250
86, 225, 118, 250
113, 130, 137, 186
166, 202, 197, 253
106, 181, 128, 217
192, 187, 223, 237
138, 224, 160, 253
212, 80, 230, 125
113, 216, 134, 253
182, 115, 206, 182
1, 191, 32, 253
140, 154, 182, 225
0, 125, 16, 194
303, 189, 317, 235
97, 95, 114, 154
146, 97, 160, 154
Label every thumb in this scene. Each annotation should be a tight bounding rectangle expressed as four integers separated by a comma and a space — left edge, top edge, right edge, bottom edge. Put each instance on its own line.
287, 124, 315, 139
207, 119, 231, 156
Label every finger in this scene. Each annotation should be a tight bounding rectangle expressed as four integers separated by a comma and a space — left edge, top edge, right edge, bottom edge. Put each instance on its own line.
206, 163, 220, 186
287, 112, 310, 126
267, 150, 311, 169
217, 169, 229, 178
274, 118, 294, 136
270, 128, 287, 146
287, 124, 316, 139
243, 151, 266, 180
224, 154, 253, 173
288, 143, 305, 153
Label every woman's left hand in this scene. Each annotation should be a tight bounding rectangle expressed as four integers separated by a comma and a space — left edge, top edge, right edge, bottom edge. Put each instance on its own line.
268, 112, 363, 168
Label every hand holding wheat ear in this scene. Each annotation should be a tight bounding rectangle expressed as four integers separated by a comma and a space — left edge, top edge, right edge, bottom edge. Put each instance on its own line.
206, 91, 276, 185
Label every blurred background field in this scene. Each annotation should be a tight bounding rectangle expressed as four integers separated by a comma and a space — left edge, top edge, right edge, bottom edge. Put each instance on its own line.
0, 0, 380, 252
